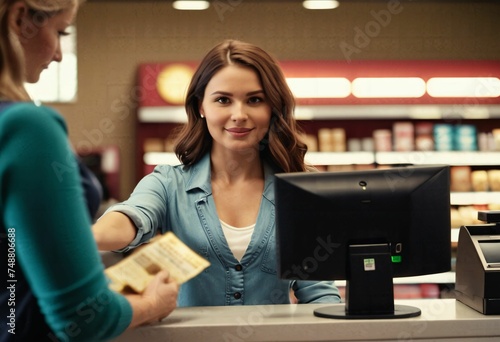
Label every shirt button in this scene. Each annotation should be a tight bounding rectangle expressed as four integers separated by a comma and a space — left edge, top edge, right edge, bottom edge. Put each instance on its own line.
234, 292, 242, 299
235, 264, 243, 271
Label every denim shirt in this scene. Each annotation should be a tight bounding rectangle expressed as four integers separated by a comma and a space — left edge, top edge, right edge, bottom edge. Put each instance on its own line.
107, 153, 340, 306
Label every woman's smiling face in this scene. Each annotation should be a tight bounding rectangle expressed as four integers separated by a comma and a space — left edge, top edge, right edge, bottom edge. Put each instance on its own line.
199, 64, 272, 155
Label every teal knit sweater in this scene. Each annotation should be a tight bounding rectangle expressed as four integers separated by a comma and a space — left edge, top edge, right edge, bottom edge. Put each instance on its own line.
0, 102, 131, 341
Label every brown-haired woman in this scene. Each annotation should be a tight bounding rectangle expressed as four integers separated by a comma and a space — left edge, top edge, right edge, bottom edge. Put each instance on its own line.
93, 39, 341, 307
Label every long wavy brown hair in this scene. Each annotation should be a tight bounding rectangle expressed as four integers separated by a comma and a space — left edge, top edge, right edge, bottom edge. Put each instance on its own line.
0, 0, 80, 101
174, 39, 311, 173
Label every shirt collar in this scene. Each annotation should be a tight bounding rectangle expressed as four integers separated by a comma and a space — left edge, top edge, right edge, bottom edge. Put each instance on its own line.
184, 153, 212, 194
183, 152, 277, 204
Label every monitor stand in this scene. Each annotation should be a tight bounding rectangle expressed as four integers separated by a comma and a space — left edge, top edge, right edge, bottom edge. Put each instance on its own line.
314, 243, 421, 319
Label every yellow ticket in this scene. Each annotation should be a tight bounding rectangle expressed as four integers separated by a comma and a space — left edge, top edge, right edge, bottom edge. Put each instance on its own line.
105, 232, 210, 293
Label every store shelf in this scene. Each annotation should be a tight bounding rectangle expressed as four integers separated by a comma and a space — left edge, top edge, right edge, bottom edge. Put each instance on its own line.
139, 106, 188, 123
143, 152, 500, 207
450, 192, 500, 205
451, 228, 460, 244
295, 104, 500, 120
144, 151, 500, 167
144, 152, 180, 165
142, 151, 376, 166
305, 152, 375, 165
138, 104, 500, 123
143, 152, 376, 166
376, 151, 500, 166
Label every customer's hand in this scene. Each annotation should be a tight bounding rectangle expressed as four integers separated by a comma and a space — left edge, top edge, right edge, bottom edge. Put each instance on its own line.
126, 269, 179, 328
142, 270, 179, 324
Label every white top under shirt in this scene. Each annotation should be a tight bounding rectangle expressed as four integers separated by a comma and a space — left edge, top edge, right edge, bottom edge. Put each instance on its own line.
220, 220, 255, 262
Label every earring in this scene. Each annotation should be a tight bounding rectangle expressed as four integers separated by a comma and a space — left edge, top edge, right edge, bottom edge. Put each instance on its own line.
200, 114, 205, 118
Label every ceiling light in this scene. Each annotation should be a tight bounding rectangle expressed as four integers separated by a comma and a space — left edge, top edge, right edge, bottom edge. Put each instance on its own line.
303, 0, 340, 10
352, 77, 426, 98
173, 1, 210, 10
427, 77, 500, 98
287, 77, 350, 98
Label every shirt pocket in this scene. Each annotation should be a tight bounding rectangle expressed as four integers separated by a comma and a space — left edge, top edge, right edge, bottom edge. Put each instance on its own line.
260, 233, 277, 275
197, 245, 211, 273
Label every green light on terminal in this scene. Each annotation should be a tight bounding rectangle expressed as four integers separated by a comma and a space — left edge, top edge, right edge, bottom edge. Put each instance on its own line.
391, 255, 402, 263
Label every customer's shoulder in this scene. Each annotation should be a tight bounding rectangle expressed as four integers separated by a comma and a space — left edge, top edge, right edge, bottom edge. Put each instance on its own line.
0, 102, 66, 131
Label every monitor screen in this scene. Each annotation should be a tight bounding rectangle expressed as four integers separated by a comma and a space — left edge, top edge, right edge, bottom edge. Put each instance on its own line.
275, 165, 451, 319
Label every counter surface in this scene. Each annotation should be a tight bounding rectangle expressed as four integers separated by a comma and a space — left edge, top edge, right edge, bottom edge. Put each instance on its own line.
114, 299, 500, 342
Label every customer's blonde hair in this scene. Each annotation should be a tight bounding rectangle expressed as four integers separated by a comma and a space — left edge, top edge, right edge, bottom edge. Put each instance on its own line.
0, 0, 80, 100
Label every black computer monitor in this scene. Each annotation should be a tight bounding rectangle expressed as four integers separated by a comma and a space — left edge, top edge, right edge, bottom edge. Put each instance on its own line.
275, 165, 451, 319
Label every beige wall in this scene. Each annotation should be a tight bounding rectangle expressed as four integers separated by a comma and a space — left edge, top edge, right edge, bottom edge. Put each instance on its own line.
51, 1, 500, 199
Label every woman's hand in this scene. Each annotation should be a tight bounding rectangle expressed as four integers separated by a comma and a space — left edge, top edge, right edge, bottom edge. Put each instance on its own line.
142, 270, 179, 324
126, 269, 179, 328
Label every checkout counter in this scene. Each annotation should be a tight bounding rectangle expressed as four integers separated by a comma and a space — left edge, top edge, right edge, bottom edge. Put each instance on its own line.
114, 299, 500, 342
113, 212, 500, 341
